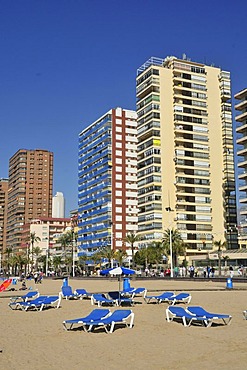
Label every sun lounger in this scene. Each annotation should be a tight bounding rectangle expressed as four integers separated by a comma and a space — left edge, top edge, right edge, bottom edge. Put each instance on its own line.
86, 309, 135, 333
107, 291, 134, 306
39, 295, 61, 311
167, 293, 192, 305
91, 294, 118, 307
187, 306, 232, 325
144, 291, 175, 304
74, 289, 92, 299
14, 296, 48, 311
9, 291, 39, 309
63, 309, 111, 330
166, 306, 212, 327
61, 285, 78, 300
122, 287, 147, 298
15, 295, 61, 311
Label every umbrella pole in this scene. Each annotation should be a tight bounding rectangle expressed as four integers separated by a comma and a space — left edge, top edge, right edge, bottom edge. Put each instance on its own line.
118, 276, 121, 305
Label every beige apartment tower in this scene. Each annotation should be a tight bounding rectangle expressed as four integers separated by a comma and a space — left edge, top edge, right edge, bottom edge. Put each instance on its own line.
136, 56, 237, 256
7, 149, 53, 252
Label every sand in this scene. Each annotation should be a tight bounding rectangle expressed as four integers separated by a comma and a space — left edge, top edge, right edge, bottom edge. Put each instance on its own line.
0, 277, 247, 370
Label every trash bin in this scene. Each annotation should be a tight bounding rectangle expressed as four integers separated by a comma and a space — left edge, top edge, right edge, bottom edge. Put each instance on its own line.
226, 278, 233, 289
123, 278, 130, 291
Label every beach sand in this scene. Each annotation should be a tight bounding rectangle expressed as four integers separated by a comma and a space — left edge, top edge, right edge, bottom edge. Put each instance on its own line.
0, 277, 247, 370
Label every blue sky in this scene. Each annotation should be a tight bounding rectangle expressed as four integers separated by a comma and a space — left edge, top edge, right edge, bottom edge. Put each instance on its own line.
0, 0, 246, 216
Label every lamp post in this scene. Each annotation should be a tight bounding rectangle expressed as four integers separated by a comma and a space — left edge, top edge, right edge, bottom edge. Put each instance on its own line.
45, 238, 49, 276
218, 246, 223, 277
72, 231, 75, 278
110, 222, 114, 268
165, 207, 174, 278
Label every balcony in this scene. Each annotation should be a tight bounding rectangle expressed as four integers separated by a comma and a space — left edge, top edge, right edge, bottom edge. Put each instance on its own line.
235, 99, 247, 111
236, 122, 247, 133
237, 136, 247, 145
238, 159, 247, 168
237, 145, 247, 156
234, 88, 247, 101
235, 111, 247, 123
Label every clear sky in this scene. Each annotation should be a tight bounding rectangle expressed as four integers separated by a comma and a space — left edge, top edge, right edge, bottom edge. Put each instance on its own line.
0, 0, 246, 216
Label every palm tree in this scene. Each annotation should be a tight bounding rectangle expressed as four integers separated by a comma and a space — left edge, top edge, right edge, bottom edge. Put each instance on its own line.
78, 255, 88, 275
148, 241, 164, 269
125, 233, 140, 268
3, 247, 13, 275
213, 240, 226, 277
15, 253, 27, 276
52, 256, 63, 275
100, 246, 116, 268
162, 228, 185, 268
8, 255, 18, 276
30, 232, 41, 270
114, 249, 127, 267
32, 247, 42, 271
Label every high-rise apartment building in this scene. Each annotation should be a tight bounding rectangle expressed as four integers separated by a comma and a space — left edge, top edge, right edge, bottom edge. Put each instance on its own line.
235, 88, 247, 231
0, 178, 8, 263
7, 149, 53, 252
52, 192, 65, 218
136, 56, 237, 255
78, 108, 138, 256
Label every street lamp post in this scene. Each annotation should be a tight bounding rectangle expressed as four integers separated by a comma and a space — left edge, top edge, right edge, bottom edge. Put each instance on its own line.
45, 238, 49, 276
218, 247, 223, 277
165, 207, 174, 278
72, 232, 75, 278
110, 222, 114, 268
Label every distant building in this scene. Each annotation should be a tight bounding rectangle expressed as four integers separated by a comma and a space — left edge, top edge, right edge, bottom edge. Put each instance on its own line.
0, 178, 8, 264
7, 149, 53, 252
235, 88, 247, 233
78, 108, 138, 256
136, 55, 238, 255
21, 217, 71, 261
52, 192, 65, 218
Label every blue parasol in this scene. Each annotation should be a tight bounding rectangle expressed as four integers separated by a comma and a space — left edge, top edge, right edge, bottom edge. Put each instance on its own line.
100, 266, 135, 276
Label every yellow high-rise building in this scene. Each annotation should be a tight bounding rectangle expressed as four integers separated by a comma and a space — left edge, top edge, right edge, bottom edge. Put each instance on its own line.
136, 56, 238, 258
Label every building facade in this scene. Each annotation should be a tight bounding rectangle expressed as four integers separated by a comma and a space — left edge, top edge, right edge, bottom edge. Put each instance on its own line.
0, 178, 8, 266
52, 192, 65, 218
78, 108, 138, 256
21, 217, 71, 270
7, 149, 53, 252
236, 88, 247, 234
136, 56, 238, 255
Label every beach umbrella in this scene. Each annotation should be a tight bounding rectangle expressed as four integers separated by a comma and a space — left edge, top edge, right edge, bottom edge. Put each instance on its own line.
100, 266, 135, 276
0, 279, 12, 292
100, 266, 136, 302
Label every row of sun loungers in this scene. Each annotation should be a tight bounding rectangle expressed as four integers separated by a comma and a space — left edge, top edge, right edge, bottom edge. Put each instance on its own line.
63, 308, 135, 333
143, 291, 192, 305
9, 293, 61, 311
166, 306, 232, 327
7, 287, 236, 333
